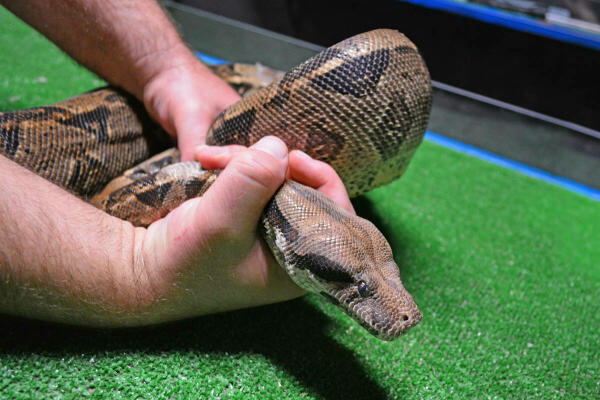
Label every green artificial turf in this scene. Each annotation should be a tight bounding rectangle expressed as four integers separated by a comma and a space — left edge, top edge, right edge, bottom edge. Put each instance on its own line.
1, 7, 599, 399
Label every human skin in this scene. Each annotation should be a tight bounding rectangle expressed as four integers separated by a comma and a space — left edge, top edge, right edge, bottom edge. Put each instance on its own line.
0, 1, 354, 326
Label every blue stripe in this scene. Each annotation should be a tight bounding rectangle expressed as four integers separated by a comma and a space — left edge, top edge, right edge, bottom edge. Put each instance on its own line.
425, 131, 600, 201
195, 52, 228, 65
398, 0, 600, 51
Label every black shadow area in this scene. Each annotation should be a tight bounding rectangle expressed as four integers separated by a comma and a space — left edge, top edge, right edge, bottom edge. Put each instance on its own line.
0, 299, 393, 400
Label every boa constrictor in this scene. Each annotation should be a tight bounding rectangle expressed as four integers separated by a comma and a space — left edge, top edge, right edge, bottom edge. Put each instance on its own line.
0, 29, 432, 340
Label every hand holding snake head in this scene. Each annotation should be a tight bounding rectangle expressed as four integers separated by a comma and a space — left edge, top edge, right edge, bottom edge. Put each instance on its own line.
117, 29, 432, 339
1, 29, 431, 339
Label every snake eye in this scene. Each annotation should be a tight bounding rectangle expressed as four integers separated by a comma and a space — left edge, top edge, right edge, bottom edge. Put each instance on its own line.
357, 281, 369, 297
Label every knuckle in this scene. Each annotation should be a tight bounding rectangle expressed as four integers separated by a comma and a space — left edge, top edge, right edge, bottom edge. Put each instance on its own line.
316, 159, 337, 176
231, 150, 286, 193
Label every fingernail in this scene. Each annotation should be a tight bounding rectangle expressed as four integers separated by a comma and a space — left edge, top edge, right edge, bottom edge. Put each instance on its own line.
294, 149, 312, 160
195, 145, 226, 156
253, 137, 287, 160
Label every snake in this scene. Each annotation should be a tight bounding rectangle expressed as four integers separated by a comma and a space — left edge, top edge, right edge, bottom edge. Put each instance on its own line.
0, 29, 432, 340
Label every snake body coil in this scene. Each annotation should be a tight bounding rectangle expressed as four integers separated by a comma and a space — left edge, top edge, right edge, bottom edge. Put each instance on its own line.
0, 29, 432, 340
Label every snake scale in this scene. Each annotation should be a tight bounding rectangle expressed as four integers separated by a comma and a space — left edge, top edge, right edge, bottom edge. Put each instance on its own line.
0, 29, 432, 340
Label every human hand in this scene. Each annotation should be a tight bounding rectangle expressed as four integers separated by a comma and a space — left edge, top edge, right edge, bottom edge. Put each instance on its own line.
142, 56, 241, 162
129, 136, 354, 323
0, 134, 353, 326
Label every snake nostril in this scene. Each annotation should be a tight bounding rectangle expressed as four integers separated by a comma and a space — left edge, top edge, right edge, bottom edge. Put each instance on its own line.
402, 315, 409, 322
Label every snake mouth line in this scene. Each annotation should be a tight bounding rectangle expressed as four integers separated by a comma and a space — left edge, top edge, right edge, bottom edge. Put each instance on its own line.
326, 289, 422, 341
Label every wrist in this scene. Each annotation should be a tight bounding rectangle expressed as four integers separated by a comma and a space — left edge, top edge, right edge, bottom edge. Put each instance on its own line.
125, 41, 196, 100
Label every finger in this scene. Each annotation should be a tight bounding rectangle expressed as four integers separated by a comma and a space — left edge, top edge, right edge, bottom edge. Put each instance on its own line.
172, 105, 214, 162
193, 136, 289, 237
194, 144, 247, 169
142, 63, 241, 162
288, 150, 355, 214
174, 83, 240, 161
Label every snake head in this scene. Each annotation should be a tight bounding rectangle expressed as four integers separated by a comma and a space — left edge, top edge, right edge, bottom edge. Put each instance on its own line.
317, 254, 423, 341
307, 222, 422, 341
262, 181, 422, 340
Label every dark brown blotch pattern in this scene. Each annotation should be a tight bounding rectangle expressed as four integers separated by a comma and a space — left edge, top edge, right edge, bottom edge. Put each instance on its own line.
310, 49, 391, 98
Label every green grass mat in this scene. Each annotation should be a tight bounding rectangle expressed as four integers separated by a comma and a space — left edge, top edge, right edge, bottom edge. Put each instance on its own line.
1, 7, 598, 399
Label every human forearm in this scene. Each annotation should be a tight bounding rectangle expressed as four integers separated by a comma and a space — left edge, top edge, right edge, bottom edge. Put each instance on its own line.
1, 0, 199, 100
0, 155, 147, 326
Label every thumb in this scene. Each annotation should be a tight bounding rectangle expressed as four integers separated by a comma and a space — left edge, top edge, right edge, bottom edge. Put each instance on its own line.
196, 136, 288, 236
144, 136, 288, 269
